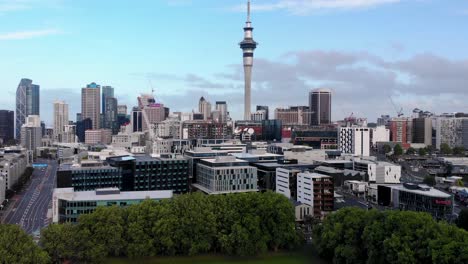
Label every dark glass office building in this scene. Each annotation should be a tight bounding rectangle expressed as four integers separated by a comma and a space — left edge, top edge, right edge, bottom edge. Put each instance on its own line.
0, 110, 14, 144
309, 88, 331, 125
57, 155, 189, 194
15, 78, 40, 139
133, 156, 189, 193
262, 119, 282, 141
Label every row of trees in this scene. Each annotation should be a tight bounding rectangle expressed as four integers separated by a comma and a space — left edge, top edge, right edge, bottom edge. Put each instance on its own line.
0, 224, 49, 263
39, 192, 298, 263
313, 207, 468, 264
383, 143, 467, 157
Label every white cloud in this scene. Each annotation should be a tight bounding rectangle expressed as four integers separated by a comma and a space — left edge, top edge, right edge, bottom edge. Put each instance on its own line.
0, 28, 61, 40
0, 0, 63, 13
232, 0, 401, 15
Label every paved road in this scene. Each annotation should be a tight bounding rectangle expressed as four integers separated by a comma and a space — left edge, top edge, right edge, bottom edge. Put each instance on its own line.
3, 159, 57, 234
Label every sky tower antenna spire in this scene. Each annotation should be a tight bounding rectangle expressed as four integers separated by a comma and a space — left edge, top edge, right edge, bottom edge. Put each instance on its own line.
247, 0, 251, 22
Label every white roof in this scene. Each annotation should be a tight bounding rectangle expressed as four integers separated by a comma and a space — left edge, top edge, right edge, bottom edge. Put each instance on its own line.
53, 188, 173, 201
386, 185, 451, 198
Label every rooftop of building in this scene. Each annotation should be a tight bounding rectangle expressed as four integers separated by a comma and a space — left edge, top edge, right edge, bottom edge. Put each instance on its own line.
200, 156, 249, 164
381, 183, 451, 198
58, 163, 118, 171
53, 187, 173, 201
134, 155, 187, 162
230, 152, 283, 159
298, 171, 332, 179
315, 166, 343, 174
191, 184, 257, 195
252, 161, 316, 169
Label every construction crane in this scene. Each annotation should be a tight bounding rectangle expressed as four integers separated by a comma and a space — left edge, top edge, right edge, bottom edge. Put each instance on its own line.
388, 96, 404, 117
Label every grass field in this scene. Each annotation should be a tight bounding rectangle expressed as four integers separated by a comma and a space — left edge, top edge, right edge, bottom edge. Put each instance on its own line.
105, 251, 327, 264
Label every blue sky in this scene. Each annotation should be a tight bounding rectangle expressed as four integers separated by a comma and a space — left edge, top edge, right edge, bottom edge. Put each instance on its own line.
1, 0, 468, 125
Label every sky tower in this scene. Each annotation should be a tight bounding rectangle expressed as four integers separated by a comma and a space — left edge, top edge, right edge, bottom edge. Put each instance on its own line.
239, 0, 258, 120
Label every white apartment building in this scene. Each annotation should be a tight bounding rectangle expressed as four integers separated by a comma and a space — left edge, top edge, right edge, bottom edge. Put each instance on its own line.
0, 152, 28, 192
435, 117, 468, 149
370, 126, 390, 147
276, 167, 302, 199
193, 156, 257, 195
154, 119, 181, 139
111, 132, 145, 150
353, 158, 401, 184
297, 172, 334, 217
20, 115, 42, 158
62, 125, 77, 143
53, 100, 69, 142
0, 175, 5, 204
338, 127, 370, 156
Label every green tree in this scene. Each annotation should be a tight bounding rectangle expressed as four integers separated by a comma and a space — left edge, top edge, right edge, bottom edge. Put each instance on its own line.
393, 144, 404, 156
125, 199, 164, 258
440, 143, 452, 155
383, 144, 392, 154
156, 193, 217, 256
419, 147, 428, 156
456, 209, 468, 231
453, 146, 466, 156
40, 223, 76, 263
423, 175, 436, 186
313, 207, 375, 263
314, 208, 468, 264
428, 222, 468, 264
0, 224, 49, 264
406, 147, 416, 155
256, 191, 297, 251
455, 179, 465, 187
78, 205, 127, 257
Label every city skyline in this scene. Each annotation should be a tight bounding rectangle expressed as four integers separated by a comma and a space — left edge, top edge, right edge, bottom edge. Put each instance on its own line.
1, 0, 468, 125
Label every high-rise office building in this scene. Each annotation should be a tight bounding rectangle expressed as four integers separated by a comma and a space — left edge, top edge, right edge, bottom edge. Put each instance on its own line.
215, 101, 228, 123
137, 94, 166, 131
15, 78, 40, 139
199, 97, 211, 120
239, 0, 258, 120
81, 82, 101, 130
53, 101, 69, 142
104, 97, 118, 134
256, 105, 269, 120
309, 88, 331, 125
0, 110, 14, 144
412, 118, 432, 146
101, 86, 114, 114
102, 86, 115, 130
20, 115, 42, 157
117, 105, 127, 115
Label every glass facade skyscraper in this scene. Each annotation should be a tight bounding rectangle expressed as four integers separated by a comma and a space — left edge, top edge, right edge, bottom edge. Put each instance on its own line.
15, 78, 40, 139
309, 88, 331, 126
0, 110, 14, 144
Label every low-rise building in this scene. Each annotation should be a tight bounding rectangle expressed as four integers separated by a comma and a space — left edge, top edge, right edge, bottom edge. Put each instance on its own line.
377, 183, 453, 220
344, 180, 368, 196
52, 187, 173, 223
57, 155, 190, 194
353, 158, 401, 184
193, 156, 257, 195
